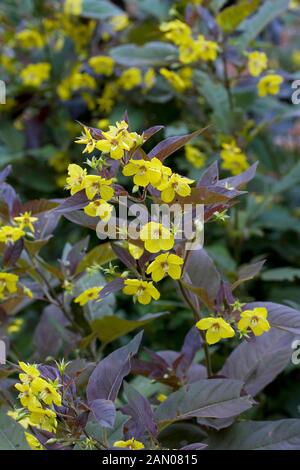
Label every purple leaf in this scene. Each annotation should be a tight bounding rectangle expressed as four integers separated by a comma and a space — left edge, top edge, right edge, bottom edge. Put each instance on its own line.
248, 301, 300, 335
175, 327, 202, 380
219, 162, 258, 190
121, 382, 157, 440
221, 327, 295, 396
232, 260, 266, 291
148, 129, 205, 161
3, 239, 23, 266
197, 161, 219, 187
90, 399, 116, 428
180, 443, 208, 450
0, 182, 21, 216
54, 191, 88, 214
184, 249, 221, 306
86, 331, 143, 403
0, 165, 12, 184
64, 210, 98, 230
155, 379, 254, 427
99, 278, 125, 300
66, 236, 90, 275
143, 126, 164, 142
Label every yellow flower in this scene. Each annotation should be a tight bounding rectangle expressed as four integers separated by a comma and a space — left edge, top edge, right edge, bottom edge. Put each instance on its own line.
31, 377, 62, 407
7, 410, 30, 429
15, 30, 44, 49
257, 74, 283, 97
96, 120, 141, 160
0, 272, 19, 299
196, 317, 235, 345
14, 212, 38, 233
160, 173, 194, 203
0, 226, 25, 245
220, 140, 249, 176
98, 83, 117, 113
20, 63, 51, 87
84, 175, 114, 201
292, 50, 300, 67
74, 287, 103, 306
123, 279, 160, 305
185, 145, 206, 169
84, 199, 113, 222
128, 243, 144, 260
144, 68, 156, 90
140, 222, 174, 253
15, 383, 42, 410
75, 127, 97, 154
110, 14, 129, 32
247, 51, 268, 77
238, 307, 270, 336
29, 407, 57, 433
25, 432, 44, 450
57, 69, 96, 101
156, 393, 167, 402
118, 68, 143, 91
64, 0, 82, 15
113, 438, 145, 450
18, 362, 40, 384
7, 318, 23, 334
179, 38, 201, 64
123, 158, 172, 187
88, 56, 114, 76
97, 119, 110, 130
146, 253, 184, 282
160, 20, 191, 46
196, 35, 219, 62
160, 67, 193, 92
66, 164, 87, 195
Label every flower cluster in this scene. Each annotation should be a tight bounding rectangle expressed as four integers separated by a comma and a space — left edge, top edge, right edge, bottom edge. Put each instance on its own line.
196, 307, 270, 345
12, 362, 62, 448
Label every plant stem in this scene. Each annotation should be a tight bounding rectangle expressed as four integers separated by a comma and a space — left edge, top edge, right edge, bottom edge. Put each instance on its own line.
178, 280, 213, 377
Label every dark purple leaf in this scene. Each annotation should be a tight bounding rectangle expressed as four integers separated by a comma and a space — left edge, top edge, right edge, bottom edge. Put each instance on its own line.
221, 327, 295, 396
66, 236, 90, 275
207, 420, 300, 450
64, 210, 98, 230
148, 129, 205, 161
112, 244, 136, 271
0, 182, 21, 216
143, 126, 164, 142
184, 249, 221, 306
175, 327, 202, 380
247, 301, 300, 335
197, 161, 219, 187
155, 379, 254, 427
99, 278, 125, 300
86, 331, 143, 403
121, 382, 157, 440
180, 443, 207, 450
3, 239, 23, 266
0, 165, 12, 184
232, 260, 266, 290
90, 399, 116, 428
219, 162, 258, 190
54, 191, 88, 214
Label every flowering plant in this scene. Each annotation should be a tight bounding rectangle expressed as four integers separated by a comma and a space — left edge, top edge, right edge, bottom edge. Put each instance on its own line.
1, 0, 300, 452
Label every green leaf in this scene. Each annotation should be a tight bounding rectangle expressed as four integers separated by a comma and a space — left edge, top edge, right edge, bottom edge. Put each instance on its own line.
126, 0, 172, 20
110, 42, 178, 67
76, 243, 116, 274
0, 411, 29, 450
194, 71, 232, 134
81, 0, 122, 20
261, 268, 300, 282
90, 312, 168, 344
75, 272, 115, 321
208, 420, 300, 450
271, 161, 300, 195
216, 0, 260, 34
236, 0, 290, 50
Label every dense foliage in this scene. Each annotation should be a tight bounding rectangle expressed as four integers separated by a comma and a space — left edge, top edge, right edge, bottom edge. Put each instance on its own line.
0, 0, 300, 451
